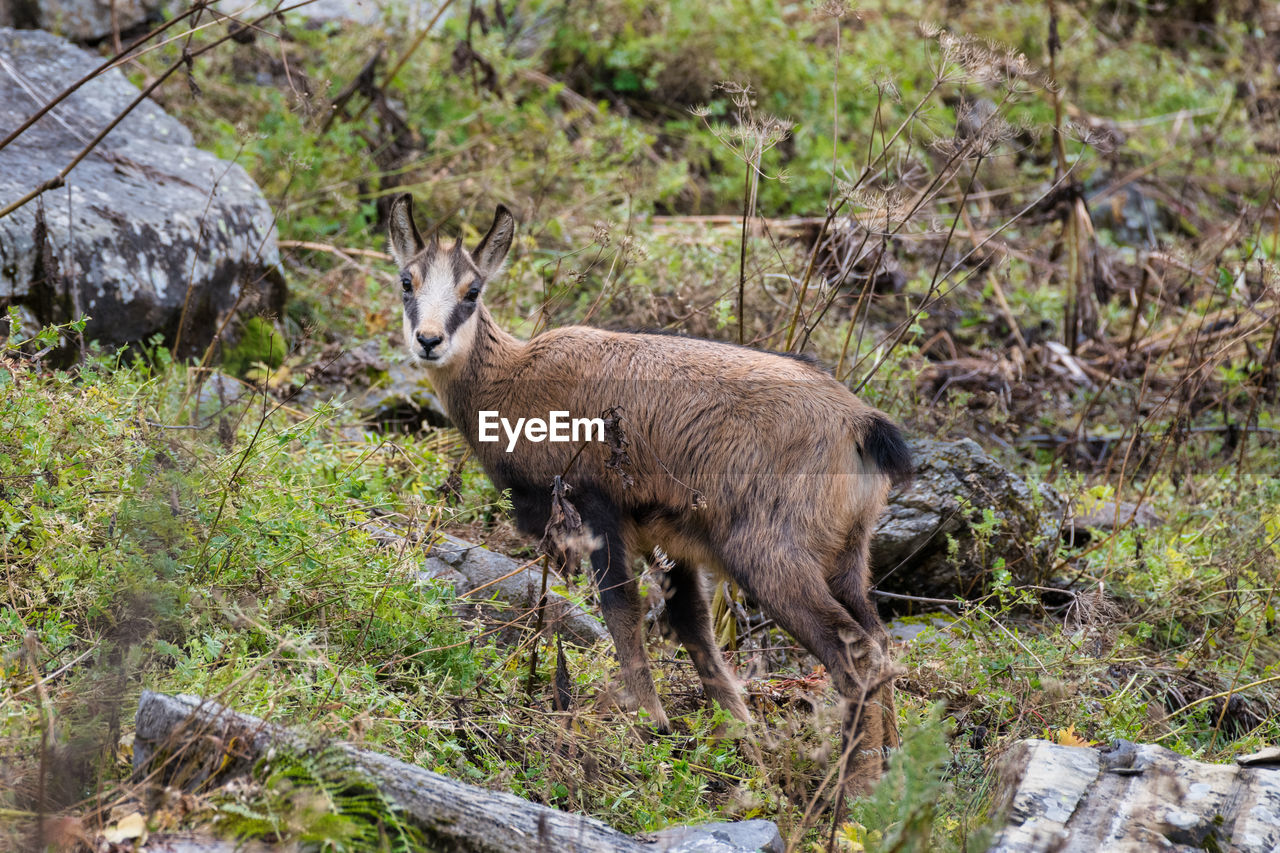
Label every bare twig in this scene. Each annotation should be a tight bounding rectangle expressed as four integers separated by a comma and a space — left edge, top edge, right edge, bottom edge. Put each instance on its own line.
0, 0, 322, 220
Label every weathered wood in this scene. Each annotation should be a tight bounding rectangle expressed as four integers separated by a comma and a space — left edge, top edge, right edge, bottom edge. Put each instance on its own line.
134, 691, 646, 853
141, 834, 272, 853
133, 692, 783, 853
990, 738, 1280, 853
422, 533, 609, 647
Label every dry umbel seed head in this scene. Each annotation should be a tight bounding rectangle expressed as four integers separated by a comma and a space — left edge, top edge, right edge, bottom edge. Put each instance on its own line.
839, 185, 912, 230
872, 71, 903, 104
921, 23, 1046, 89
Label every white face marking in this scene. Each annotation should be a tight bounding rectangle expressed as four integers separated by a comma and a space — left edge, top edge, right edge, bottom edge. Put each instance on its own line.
402, 244, 481, 369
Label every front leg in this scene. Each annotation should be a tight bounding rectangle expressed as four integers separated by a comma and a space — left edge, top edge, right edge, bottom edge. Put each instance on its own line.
575, 490, 670, 733
505, 482, 552, 539
662, 561, 750, 722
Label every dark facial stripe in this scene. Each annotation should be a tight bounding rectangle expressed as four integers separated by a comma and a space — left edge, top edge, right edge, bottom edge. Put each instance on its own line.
402, 284, 419, 329
444, 298, 477, 335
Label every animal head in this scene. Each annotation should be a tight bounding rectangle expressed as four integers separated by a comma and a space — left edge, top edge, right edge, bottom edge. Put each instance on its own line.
386, 194, 515, 368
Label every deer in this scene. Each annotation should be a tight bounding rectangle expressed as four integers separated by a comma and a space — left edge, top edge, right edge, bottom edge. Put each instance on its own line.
387, 194, 912, 785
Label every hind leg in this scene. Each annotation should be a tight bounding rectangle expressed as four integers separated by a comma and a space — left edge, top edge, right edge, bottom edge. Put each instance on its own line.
826, 530, 889, 648
661, 561, 750, 722
577, 492, 670, 732
827, 538, 900, 750
727, 550, 891, 790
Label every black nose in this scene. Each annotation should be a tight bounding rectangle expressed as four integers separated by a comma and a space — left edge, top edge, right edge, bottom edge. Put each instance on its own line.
416, 333, 443, 357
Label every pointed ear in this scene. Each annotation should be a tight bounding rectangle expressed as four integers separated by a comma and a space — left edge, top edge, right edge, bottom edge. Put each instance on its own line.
387, 194, 425, 267
473, 204, 516, 279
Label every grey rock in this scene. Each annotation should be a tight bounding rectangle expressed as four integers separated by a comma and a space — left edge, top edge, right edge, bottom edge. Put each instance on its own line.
1089, 184, 1171, 248
355, 359, 452, 431
650, 819, 785, 853
364, 523, 608, 649
1067, 499, 1162, 533
871, 438, 1064, 599
0, 28, 284, 356
990, 738, 1280, 853
289, 343, 451, 431
421, 533, 608, 647
429, 533, 470, 567
202, 0, 441, 27
1237, 746, 1280, 767
193, 371, 252, 419
1, 0, 159, 42
887, 617, 953, 644
1097, 737, 1142, 773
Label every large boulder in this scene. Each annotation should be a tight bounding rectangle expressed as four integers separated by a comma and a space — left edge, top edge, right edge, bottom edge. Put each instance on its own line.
0, 28, 283, 356
0, 0, 396, 43
0, 0, 159, 43
872, 438, 1064, 600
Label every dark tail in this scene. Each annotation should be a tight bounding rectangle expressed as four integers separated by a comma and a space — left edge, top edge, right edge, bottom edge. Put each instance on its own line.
863, 414, 913, 485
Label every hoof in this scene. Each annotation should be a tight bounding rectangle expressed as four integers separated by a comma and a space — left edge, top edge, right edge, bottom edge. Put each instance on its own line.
639, 706, 672, 735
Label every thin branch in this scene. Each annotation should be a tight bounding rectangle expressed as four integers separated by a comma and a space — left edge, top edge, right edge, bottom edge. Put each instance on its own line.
0, 4, 203, 153
0, 0, 322, 220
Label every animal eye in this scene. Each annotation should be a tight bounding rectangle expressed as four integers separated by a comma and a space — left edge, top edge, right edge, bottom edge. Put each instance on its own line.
464, 285, 481, 302
400, 273, 412, 293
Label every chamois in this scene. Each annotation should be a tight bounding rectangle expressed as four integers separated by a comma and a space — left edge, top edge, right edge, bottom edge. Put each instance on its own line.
387, 195, 912, 782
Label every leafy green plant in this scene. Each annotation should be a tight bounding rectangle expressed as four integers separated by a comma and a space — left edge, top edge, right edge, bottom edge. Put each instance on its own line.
840, 705, 993, 853
213, 748, 426, 851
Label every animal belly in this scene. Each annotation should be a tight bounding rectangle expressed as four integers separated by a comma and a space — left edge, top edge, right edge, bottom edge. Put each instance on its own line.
625, 519, 724, 576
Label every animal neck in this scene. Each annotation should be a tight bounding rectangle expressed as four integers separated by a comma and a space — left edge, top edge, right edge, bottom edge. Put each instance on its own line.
426, 303, 523, 419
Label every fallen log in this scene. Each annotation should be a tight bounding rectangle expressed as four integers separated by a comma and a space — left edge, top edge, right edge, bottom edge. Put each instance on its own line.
423, 533, 609, 647
133, 691, 782, 853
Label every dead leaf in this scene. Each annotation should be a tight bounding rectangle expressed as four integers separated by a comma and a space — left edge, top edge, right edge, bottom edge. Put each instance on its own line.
102, 811, 147, 844
1054, 724, 1093, 748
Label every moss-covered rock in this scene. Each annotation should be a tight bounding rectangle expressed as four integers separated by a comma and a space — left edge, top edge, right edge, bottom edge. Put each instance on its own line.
871, 438, 1064, 600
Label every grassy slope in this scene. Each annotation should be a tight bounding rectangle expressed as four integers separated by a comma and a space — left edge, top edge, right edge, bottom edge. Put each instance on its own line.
3, 0, 1280, 850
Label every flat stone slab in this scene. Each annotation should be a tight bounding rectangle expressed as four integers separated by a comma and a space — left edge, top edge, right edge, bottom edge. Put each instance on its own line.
422, 532, 609, 647
990, 738, 1280, 852
650, 819, 784, 852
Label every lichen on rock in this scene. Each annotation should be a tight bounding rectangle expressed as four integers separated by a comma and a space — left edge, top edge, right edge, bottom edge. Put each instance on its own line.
872, 438, 1065, 600
0, 27, 285, 356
